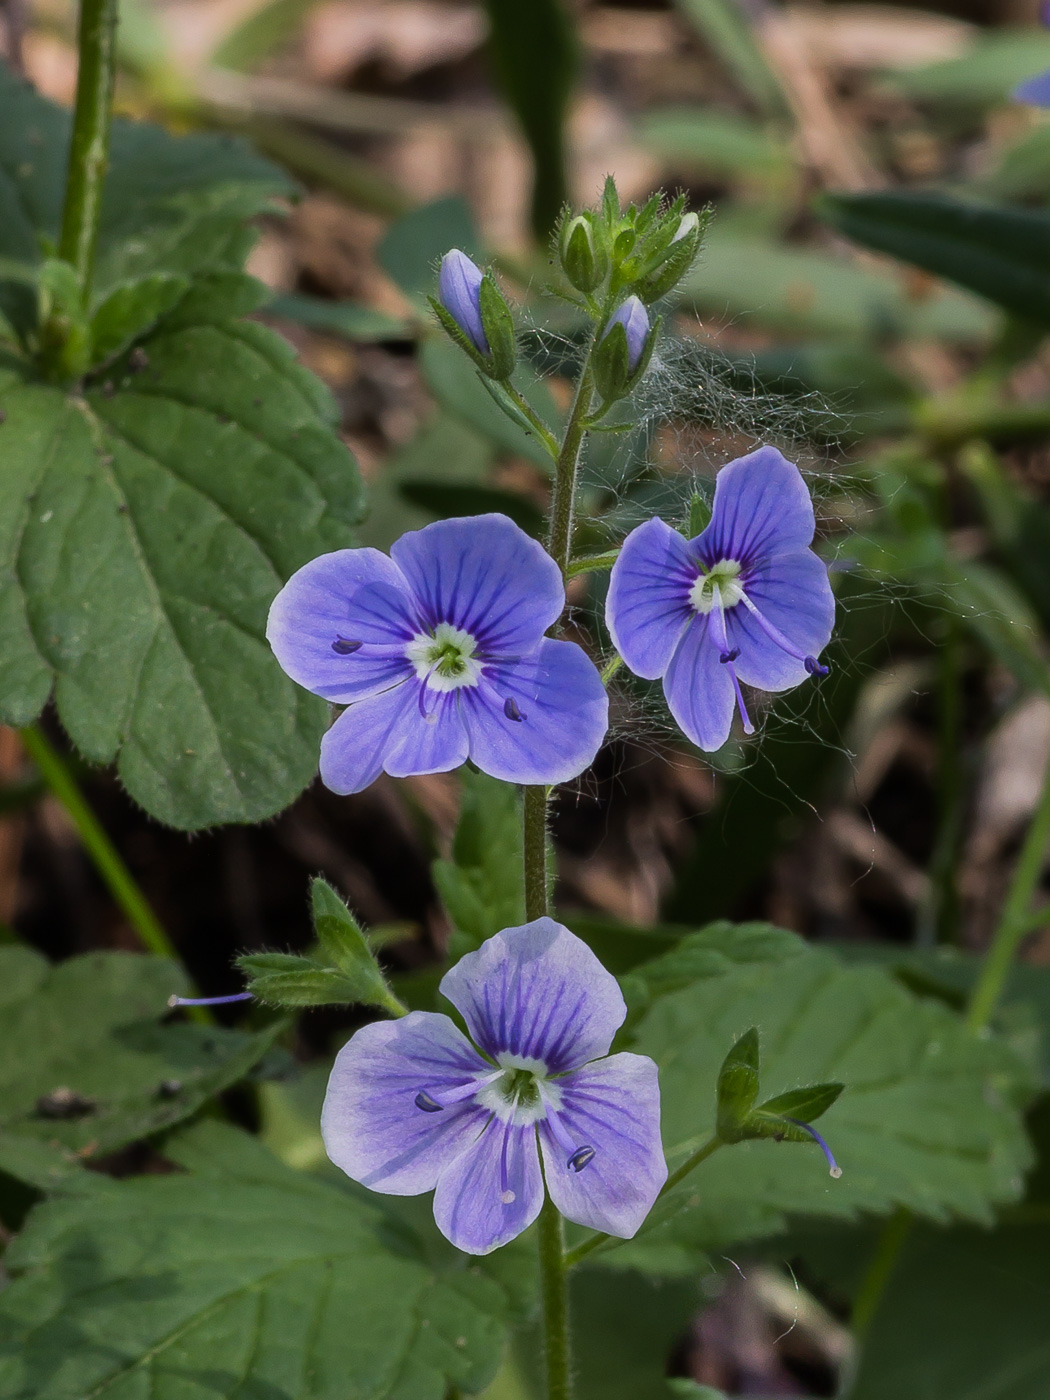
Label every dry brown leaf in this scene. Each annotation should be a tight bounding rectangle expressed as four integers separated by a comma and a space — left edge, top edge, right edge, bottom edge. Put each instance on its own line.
303, 0, 485, 84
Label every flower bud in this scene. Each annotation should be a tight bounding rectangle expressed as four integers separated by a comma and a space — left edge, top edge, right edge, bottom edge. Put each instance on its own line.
672, 213, 700, 243
592, 295, 653, 403
438, 249, 489, 355
635, 211, 706, 304
605, 296, 649, 372
560, 214, 607, 293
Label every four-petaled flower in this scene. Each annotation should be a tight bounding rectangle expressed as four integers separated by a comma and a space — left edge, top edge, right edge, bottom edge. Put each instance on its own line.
606, 446, 834, 752
322, 918, 667, 1255
268, 514, 608, 793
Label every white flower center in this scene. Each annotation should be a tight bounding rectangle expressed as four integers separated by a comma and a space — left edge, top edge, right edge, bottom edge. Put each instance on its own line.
474, 1052, 560, 1126
404, 622, 482, 691
689, 559, 745, 614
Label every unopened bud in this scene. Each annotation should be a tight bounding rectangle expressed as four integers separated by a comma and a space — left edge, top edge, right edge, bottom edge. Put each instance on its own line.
592, 296, 653, 403
438, 249, 489, 354
604, 296, 649, 373
560, 214, 607, 293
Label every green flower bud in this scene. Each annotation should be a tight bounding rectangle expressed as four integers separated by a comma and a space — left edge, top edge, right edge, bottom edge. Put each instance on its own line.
560, 214, 608, 293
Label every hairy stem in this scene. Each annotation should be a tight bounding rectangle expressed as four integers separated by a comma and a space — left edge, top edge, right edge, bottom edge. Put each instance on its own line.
563, 1134, 723, 1269
18, 727, 211, 1021
967, 752, 1050, 1032
523, 785, 549, 921
538, 1194, 573, 1400
548, 362, 595, 577
60, 0, 119, 300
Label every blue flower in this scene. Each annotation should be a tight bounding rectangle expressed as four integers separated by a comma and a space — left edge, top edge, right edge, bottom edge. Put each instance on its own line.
439, 249, 489, 354
1014, 70, 1050, 106
268, 514, 608, 792
321, 918, 667, 1255
606, 446, 834, 752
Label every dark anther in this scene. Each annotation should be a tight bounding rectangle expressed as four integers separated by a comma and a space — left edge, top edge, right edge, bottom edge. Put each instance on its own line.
504, 697, 526, 722
415, 1091, 444, 1113
567, 1145, 595, 1172
332, 638, 363, 655
719, 648, 740, 665
804, 656, 829, 677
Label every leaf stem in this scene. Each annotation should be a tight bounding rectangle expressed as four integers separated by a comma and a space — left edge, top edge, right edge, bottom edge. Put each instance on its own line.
538, 1194, 573, 1400
562, 1134, 723, 1269
60, 0, 119, 302
548, 360, 595, 577
502, 384, 560, 461
967, 750, 1050, 1032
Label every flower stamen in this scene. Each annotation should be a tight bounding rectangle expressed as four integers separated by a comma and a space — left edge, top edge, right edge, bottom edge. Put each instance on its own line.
331, 637, 362, 655
545, 1104, 596, 1173
414, 1070, 502, 1113
711, 587, 753, 735
504, 697, 526, 722
738, 594, 828, 677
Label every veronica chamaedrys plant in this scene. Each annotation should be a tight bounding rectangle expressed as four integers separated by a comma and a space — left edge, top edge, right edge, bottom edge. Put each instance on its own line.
606, 446, 834, 751
321, 917, 666, 1254
267, 513, 608, 792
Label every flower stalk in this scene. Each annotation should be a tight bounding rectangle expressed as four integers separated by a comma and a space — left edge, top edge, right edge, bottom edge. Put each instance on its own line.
538, 1194, 573, 1400
60, 0, 119, 303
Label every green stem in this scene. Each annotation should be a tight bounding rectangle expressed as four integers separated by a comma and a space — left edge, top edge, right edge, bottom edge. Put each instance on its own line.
502, 384, 560, 461
566, 551, 619, 579
523, 785, 549, 922
60, 0, 119, 300
851, 1208, 912, 1340
548, 363, 595, 577
966, 751, 1050, 1032
538, 1194, 572, 1400
19, 725, 182, 966
563, 1134, 723, 1269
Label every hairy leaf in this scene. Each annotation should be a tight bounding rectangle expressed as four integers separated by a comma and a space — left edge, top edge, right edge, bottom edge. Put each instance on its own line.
0, 1121, 525, 1400
433, 768, 525, 957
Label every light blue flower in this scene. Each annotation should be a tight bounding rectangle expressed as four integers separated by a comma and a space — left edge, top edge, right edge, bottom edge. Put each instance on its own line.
267, 514, 608, 792
606, 446, 834, 751
321, 918, 667, 1255
439, 248, 489, 353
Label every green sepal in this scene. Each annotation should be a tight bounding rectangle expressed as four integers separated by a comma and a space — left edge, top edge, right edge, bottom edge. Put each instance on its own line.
593, 312, 661, 404
601, 175, 621, 227
752, 1081, 844, 1125
428, 294, 491, 372
635, 211, 709, 303
687, 492, 712, 538
236, 952, 370, 1008
311, 877, 399, 1007
560, 213, 608, 293
477, 272, 517, 380
715, 1026, 760, 1143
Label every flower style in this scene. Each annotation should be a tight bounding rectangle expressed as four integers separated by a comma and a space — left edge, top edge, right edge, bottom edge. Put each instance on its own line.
606, 446, 834, 752
321, 917, 667, 1255
267, 514, 608, 793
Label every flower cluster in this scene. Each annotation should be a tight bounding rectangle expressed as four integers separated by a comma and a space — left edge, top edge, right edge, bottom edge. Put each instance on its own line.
321, 917, 667, 1254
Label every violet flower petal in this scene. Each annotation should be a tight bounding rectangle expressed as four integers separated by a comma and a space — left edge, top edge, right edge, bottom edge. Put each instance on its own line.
606, 516, 695, 679
321, 1011, 490, 1194
697, 446, 817, 566
1015, 70, 1050, 105
603, 295, 650, 372
539, 1053, 667, 1238
663, 614, 736, 752
385, 688, 470, 778
391, 514, 563, 653
432, 1118, 543, 1255
439, 249, 490, 355
461, 638, 609, 785
319, 682, 418, 794
728, 550, 835, 692
267, 548, 418, 703
439, 917, 627, 1073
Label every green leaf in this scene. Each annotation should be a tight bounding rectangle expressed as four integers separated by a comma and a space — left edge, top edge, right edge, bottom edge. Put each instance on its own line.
0, 293, 363, 829
420, 337, 561, 469
639, 107, 790, 181
399, 480, 545, 537
817, 191, 1050, 327
378, 196, 481, 300
715, 1026, 760, 1140
846, 1221, 1050, 1400
89, 271, 190, 362
683, 223, 994, 342
0, 946, 279, 1160
672, 0, 789, 119
481, 0, 579, 239
612, 925, 1032, 1273
0, 63, 292, 303
265, 290, 414, 342
0, 1121, 527, 1400
433, 768, 525, 957
892, 30, 1050, 108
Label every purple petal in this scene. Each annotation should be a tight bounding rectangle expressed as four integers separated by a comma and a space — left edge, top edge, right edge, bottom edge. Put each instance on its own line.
439, 917, 627, 1072
1014, 70, 1050, 105
319, 682, 417, 794
729, 550, 835, 692
697, 447, 817, 566
439, 249, 489, 354
385, 688, 470, 778
267, 548, 418, 703
461, 638, 608, 785
663, 614, 736, 752
391, 515, 564, 655
606, 517, 696, 679
321, 1011, 490, 1195
540, 1053, 667, 1238
603, 296, 650, 372
433, 1117, 543, 1255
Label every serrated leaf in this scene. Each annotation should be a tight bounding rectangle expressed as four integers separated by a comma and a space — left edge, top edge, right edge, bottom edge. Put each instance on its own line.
89, 271, 189, 363
0, 946, 278, 1160
0, 296, 363, 829
0, 63, 292, 304
0, 1121, 524, 1400
609, 926, 1032, 1272
817, 191, 1050, 327
432, 768, 525, 957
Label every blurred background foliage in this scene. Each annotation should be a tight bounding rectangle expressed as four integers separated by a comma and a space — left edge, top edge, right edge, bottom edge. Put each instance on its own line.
4, 0, 1050, 1393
